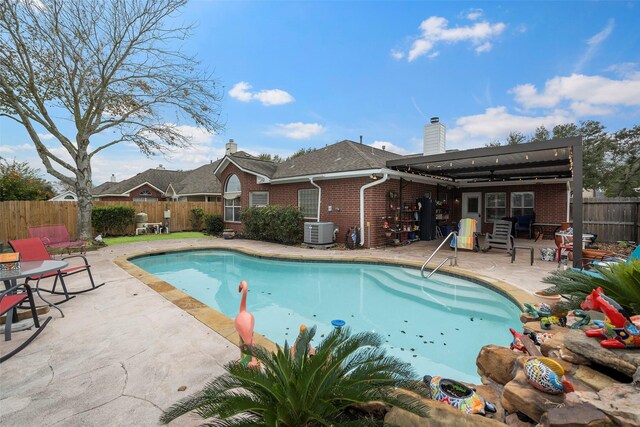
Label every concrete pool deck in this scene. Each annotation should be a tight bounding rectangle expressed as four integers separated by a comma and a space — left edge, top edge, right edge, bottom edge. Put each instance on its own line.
1, 236, 562, 426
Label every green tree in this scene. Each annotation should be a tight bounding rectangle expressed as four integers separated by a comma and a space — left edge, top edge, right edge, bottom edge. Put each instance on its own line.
0, 158, 54, 201
160, 327, 429, 425
505, 131, 527, 145
0, 0, 222, 239
289, 147, 316, 159
530, 125, 550, 142
605, 125, 640, 197
257, 153, 283, 162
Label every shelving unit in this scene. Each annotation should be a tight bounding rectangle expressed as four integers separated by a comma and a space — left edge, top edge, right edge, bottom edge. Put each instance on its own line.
381, 191, 420, 245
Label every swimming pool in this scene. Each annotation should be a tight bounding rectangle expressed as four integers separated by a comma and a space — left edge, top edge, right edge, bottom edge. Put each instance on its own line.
132, 249, 521, 383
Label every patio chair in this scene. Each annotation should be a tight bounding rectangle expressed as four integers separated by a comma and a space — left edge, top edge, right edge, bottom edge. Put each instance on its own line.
514, 215, 534, 239
9, 238, 104, 299
450, 218, 479, 251
28, 224, 86, 255
1, 282, 52, 363
481, 219, 514, 254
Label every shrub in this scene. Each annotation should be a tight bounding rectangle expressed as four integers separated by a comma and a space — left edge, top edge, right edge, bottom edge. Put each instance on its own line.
240, 205, 304, 244
160, 327, 429, 425
204, 213, 224, 235
541, 259, 640, 313
92, 205, 135, 236
189, 207, 206, 230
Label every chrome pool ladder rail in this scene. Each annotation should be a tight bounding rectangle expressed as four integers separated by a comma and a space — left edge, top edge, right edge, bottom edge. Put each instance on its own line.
421, 231, 458, 279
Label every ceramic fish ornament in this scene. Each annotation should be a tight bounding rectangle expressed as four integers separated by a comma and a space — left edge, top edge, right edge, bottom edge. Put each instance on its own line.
524, 357, 574, 394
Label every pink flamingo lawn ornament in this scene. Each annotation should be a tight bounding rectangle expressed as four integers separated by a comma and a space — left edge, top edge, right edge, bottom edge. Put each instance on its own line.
234, 280, 258, 367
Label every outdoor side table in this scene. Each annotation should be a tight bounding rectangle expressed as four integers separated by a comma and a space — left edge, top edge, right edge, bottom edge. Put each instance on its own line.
1, 259, 69, 319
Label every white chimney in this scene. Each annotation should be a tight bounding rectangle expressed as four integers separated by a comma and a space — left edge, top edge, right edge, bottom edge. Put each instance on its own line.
157, 164, 165, 170
226, 139, 237, 155
110, 174, 116, 182
423, 117, 446, 155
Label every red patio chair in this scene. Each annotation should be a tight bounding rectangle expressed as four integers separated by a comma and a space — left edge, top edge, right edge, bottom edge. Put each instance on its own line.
28, 224, 86, 255
1, 282, 52, 363
9, 238, 104, 299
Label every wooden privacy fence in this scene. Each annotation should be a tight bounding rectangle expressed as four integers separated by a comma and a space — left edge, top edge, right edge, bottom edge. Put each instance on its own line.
571, 197, 640, 243
0, 200, 222, 244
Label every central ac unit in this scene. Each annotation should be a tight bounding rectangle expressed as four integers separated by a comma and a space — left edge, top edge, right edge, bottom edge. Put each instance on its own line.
304, 222, 335, 245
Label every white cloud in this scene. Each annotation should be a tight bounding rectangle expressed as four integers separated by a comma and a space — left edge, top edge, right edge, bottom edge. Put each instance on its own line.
475, 42, 492, 53
575, 19, 614, 72
390, 49, 404, 60
228, 81, 294, 106
0, 143, 34, 154
569, 102, 614, 116
605, 62, 639, 79
405, 15, 506, 61
510, 73, 640, 110
367, 141, 412, 155
465, 9, 483, 21
447, 106, 574, 150
37, 132, 55, 140
269, 122, 325, 140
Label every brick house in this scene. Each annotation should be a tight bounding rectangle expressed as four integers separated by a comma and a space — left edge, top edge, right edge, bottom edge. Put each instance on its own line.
214, 130, 579, 248
92, 163, 223, 202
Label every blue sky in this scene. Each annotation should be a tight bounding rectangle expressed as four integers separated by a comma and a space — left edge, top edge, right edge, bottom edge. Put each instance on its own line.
1, 1, 639, 185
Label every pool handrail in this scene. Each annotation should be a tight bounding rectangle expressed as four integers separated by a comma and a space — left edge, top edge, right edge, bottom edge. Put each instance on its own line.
421, 231, 458, 278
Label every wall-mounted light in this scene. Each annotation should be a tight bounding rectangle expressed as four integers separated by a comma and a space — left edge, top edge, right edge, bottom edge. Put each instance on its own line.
525, 154, 529, 160
495, 158, 499, 163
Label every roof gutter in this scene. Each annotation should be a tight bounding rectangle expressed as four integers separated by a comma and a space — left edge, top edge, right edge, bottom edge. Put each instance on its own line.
359, 173, 389, 247
309, 177, 321, 222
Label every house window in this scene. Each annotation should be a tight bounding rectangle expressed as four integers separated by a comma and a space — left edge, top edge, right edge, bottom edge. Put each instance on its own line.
133, 197, 158, 202
140, 190, 152, 196
250, 191, 269, 207
298, 189, 319, 219
224, 174, 241, 222
511, 192, 535, 217
485, 192, 506, 222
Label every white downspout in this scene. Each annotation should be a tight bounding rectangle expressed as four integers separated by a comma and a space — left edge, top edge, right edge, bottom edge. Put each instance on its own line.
566, 181, 571, 222
310, 177, 321, 222
359, 173, 389, 247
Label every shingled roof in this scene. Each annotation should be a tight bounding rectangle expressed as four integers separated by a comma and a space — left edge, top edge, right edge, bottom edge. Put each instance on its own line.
171, 160, 222, 195
92, 168, 190, 196
271, 140, 403, 180
227, 151, 279, 178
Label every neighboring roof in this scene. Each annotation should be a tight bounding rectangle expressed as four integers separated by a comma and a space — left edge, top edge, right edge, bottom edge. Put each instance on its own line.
93, 169, 189, 196
171, 160, 222, 195
91, 181, 119, 195
386, 138, 578, 184
271, 140, 404, 180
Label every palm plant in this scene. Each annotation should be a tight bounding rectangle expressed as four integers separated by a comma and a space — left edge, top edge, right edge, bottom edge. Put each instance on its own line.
541, 259, 640, 313
160, 326, 430, 426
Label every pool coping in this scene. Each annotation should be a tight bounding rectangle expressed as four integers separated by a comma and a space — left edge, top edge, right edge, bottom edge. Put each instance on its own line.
114, 245, 530, 353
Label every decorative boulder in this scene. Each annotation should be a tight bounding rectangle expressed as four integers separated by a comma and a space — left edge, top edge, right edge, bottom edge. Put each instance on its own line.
477, 345, 519, 385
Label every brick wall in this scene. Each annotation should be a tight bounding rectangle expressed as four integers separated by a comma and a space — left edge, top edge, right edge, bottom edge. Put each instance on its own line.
219, 163, 567, 246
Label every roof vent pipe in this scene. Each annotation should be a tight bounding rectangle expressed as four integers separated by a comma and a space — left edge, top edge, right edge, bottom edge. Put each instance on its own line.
360, 135, 363, 144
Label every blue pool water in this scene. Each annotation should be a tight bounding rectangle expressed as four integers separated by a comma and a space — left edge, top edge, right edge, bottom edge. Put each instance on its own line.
132, 250, 521, 383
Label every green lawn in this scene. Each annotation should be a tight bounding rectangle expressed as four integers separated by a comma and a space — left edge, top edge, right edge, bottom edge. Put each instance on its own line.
103, 232, 211, 246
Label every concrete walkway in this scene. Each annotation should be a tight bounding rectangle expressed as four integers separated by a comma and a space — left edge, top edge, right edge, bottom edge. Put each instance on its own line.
0, 236, 561, 426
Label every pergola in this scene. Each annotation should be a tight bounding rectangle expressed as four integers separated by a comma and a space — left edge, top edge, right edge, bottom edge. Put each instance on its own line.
386, 137, 584, 266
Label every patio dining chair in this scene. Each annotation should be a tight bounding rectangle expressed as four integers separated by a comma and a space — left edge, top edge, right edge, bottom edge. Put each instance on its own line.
9, 238, 104, 299
1, 282, 51, 363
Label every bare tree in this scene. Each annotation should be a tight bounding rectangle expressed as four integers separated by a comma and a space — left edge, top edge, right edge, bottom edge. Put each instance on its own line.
0, 0, 222, 239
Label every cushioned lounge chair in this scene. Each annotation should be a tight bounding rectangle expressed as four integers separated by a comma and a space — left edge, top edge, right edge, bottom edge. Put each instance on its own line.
481, 219, 514, 253
9, 238, 103, 299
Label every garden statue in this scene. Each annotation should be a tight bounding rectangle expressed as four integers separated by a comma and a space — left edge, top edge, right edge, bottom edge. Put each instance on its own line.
509, 328, 542, 356
580, 287, 640, 349
423, 375, 496, 415
569, 309, 591, 329
234, 280, 258, 367
524, 302, 567, 328
524, 357, 574, 395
